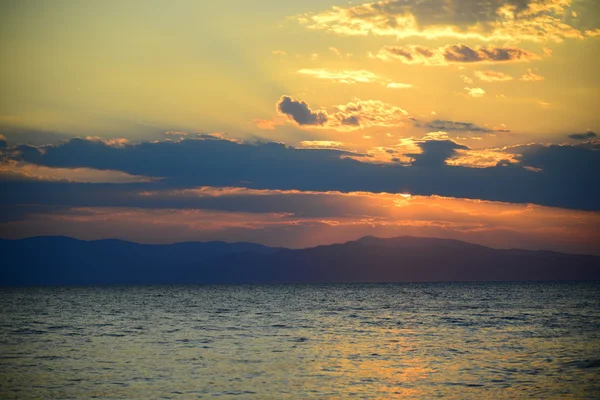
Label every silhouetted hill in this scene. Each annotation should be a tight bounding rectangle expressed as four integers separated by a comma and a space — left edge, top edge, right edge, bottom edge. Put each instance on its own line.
0, 236, 282, 285
1, 236, 598, 285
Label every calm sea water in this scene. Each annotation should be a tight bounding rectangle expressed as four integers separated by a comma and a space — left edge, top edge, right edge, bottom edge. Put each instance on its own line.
1, 282, 599, 399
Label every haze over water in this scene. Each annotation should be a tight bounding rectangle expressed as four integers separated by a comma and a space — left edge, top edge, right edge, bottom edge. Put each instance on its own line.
1, 282, 599, 399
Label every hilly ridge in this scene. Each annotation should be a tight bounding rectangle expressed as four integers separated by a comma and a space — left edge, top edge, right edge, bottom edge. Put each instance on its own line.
1, 236, 598, 285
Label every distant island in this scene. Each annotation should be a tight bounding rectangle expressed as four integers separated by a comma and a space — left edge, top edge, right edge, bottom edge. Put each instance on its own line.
1, 236, 598, 286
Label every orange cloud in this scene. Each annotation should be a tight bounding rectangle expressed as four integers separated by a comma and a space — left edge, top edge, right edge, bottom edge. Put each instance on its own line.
4, 189, 599, 254
474, 70, 514, 82
0, 160, 156, 183
300, 140, 345, 148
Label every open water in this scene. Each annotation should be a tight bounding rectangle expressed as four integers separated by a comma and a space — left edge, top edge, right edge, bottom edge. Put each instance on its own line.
1, 282, 599, 399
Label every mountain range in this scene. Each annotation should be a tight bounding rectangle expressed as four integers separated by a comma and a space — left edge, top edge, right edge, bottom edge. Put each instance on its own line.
1, 236, 598, 285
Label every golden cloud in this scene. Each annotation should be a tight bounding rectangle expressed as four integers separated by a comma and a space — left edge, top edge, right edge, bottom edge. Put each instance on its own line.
465, 87, 486, 97
298, 68, 412, 89
474, 70, 514, 82
300, 0, 599, 43
0, 160, 156, 183
276, 96, 409, 131
298, 68, 382, 84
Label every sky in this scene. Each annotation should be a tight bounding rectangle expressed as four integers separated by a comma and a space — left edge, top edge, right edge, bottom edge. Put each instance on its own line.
0, 0, 599, 254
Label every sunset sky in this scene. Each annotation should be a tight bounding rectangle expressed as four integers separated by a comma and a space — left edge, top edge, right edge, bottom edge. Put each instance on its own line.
1, 0, 599, 254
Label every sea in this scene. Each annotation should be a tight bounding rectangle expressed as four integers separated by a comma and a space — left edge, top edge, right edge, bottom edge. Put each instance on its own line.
1, 282, 599, 399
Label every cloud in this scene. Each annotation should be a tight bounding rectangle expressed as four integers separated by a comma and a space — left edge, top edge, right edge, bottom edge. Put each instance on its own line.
520, 68, 544, 81
300, 0, 599, 43
85, 136, 130, 148
474, 70, 514, 82
0, 160, 156, 183
423, 131, 449, 140
252, 118, 282, 130
2, 136, 600, 210
0, 135, 6, 149
328, 46, 341, 56
329, 99, 409, 130
568, 131, 597, 140
300, 141, 344, 148
272, 50, 287, 56
276, 96, 329, 126
298, 69, 412, 89
424, 119, 506, 133
372, 44, 540, 65
446, 45, 538, 63
276, 96, 409, 131
3, 190, 599, 255
386, 82, 413, 89
465, 87, 486, 97
298, 69, 381, 84
164, 131, 189, 136
408, 140, 469, 167
447, 148, 520, 168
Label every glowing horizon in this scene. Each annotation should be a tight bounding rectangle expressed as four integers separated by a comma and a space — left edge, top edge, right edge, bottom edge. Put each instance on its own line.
0, 0, 599, 253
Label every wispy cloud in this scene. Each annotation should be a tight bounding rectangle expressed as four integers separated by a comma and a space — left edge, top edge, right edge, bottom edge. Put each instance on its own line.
372, 44, 540, 65
386, 82, 413, 89
423, 119, 508, 133
0, 160, 156, 183
300, 140, 344, 148
568, 131, 597, 140
298, 68, 412, 89
465, 87, 486, 97
298, 69, 381, 84
474, 70, 514, 82
520, 68, 544, 81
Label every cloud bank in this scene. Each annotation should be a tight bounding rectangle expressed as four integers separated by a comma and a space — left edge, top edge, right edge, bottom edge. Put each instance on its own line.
2, 136, 599, 210
301, 0, 600, 43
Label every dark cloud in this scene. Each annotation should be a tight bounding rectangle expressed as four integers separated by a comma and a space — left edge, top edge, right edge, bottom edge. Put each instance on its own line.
410, 140, 469, 167
2, 137, 599, 210
375, 44, 539, 65
412, 119, 509, 135
414, 46, 435, 57
426, 120, 494, 133
568, 131, 597, 140
0, 127, 70, 146
341, 115, 360, 126
443, 45, 537, 63
383, 46, 414, 60
508, 143, 600, 176
276, 96, 328, 126
351, 0, 536, 28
